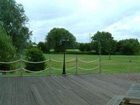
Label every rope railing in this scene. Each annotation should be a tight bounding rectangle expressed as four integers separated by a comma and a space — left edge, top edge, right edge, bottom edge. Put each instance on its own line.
0, 56, 100, 75
22, 59, 49, 63
51, 67, 62, 71
51, 59, 63, 63
0, 58, 97, 64
65, 58, 75, 62
78, 58, 99, 63
23, 68, 49, 73
51, 58, 75, 63
0, 60, 21, 64
66, 66, 76, 70
0, 68, 21, 73
78, 66, 99, 71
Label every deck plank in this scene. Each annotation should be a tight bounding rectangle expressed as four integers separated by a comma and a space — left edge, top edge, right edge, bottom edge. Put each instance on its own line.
0, 74, 140, 105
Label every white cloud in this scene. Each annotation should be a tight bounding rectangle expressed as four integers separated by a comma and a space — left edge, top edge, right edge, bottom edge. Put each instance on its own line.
103, 12, 140, 40
16, 0, 140, 43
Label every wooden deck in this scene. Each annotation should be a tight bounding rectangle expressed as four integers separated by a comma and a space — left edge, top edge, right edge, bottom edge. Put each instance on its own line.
0, 73, 140, 105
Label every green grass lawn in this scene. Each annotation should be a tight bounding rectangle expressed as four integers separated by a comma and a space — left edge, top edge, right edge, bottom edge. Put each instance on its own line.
45, 54, 140, 74
1, 54, 140, 76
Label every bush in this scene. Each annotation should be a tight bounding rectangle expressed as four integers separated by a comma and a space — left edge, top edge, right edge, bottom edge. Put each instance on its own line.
25, 48, 46, 71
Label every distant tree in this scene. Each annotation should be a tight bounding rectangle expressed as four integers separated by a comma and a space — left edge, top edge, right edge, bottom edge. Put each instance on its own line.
0, 0, 31, 53
116, 39, 140, 55
75, 42, 80, 49
37, 42, 49, 53
0, 25, 16, 74
91, 31, 116, 59
46, 28, 76, 52
79, 43, 92, 52
26, 40, 34, 49
79, 43, 85, 51
37, 42, 46, 52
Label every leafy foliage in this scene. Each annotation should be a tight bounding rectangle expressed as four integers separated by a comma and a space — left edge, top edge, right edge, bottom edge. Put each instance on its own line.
25, 48, 46, 71
0, 25, 16, 72
116, 39, 140, 55
0, 0, 31, 52
37, 42, 49, 53
91, 31, 116, 55
46, 28, 76, 52
79, 43, 92, 52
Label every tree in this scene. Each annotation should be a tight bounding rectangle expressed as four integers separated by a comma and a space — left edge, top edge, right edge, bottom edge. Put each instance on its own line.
116, 39, 140, 55
91, 31, 116, 59
37, 42, 49, 53
79, 43, 85, 52
79, 43, 92, 52
46, 28, 76, 52
0, 0, 31, 53
0, 25, 16, 74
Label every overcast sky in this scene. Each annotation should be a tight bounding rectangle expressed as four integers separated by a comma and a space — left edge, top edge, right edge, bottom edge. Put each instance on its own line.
16, 0, 140, 43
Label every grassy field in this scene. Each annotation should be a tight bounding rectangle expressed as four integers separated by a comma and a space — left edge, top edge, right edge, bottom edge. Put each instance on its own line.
44, 54, 140, 74
1, 54, 140, 76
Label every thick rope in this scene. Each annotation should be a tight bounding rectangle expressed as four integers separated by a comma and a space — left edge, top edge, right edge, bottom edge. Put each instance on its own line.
51, 58, 75, 63
66, 66, 76, 70
65, 59, 75, 62
0, 68, 21, 73
0, 58, 98, 64
51, 67, 62, 71
78, 66, 99, 71
0, 60, 21, 64
22, 59, 49, 63
78, 58, 99, 63
23, 68, 49, 73
0, 57, 100, 74
51, 59, 63, 63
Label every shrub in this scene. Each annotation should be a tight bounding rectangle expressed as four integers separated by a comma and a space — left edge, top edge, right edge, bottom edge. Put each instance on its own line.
25, 48, 46, 71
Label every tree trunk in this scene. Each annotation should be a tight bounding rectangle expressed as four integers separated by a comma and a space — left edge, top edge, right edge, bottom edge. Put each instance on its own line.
108, 52, 111, 60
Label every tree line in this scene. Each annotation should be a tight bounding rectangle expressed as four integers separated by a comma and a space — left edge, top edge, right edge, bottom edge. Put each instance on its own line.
1, 0, 139, 57
37, 28, 140, 55
80, 31, 140, 55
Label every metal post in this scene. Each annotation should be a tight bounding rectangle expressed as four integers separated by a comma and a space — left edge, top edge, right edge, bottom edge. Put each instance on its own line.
20, 56, 23, 77
49, 54, 51, 76
75, 55, 78, 75
61, 38, 69, 75
98, 41, 102, 73
62, 51, 66, 75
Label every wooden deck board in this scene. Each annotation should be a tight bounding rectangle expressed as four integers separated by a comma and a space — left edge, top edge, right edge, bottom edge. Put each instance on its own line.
0, 74, 140, 105
126, 84, 140, 98
106, 95, 124, 105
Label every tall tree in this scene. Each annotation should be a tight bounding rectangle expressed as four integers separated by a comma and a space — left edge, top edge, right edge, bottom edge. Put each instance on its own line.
0, 0, 31, 53
0, 25, 16, 74
46, 28, 76, 52
91, 31, 116, 59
